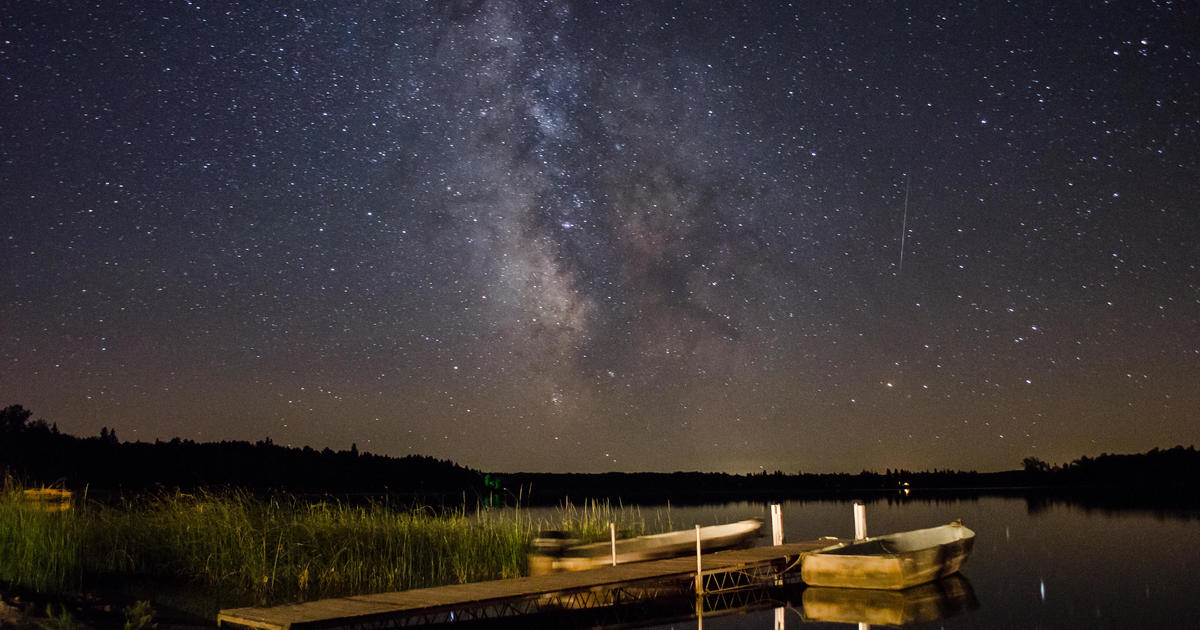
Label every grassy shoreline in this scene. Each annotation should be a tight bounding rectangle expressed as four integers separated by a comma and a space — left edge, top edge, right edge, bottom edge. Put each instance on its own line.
0, 481, 653, 617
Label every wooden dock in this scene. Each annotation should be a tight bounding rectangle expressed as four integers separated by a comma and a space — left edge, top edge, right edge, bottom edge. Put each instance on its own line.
217, 540, 834, 629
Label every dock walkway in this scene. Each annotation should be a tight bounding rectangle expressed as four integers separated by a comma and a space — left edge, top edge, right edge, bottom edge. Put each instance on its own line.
217, 540, 832, 629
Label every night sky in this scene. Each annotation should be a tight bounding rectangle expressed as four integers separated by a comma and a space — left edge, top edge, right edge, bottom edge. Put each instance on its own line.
3, 1, 1198, 474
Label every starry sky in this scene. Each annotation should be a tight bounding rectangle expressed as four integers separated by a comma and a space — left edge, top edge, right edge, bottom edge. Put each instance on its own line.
3, 1, 1198, 475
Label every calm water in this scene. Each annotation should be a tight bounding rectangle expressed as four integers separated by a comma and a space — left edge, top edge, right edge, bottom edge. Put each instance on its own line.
543, 496, 1199, 629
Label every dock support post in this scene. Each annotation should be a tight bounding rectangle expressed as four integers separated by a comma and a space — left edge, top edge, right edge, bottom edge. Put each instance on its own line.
694, 524, 704, 628
770, 504, 783, 546
853, 502, 867, 541
610, 522, 617, 566
770, 503, 784, 586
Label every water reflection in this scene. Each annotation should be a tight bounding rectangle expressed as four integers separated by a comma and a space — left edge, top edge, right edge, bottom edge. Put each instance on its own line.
799, 575, 978, 626
685, 577, 976, 630
421, 576, 977, 629
406, 576, 977, 629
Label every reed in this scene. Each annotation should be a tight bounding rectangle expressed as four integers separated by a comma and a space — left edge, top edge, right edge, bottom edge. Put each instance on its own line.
0, 483, 670, 608
79, 490, 539, 604
0, 484, 83, 593
544, 498, 650, 542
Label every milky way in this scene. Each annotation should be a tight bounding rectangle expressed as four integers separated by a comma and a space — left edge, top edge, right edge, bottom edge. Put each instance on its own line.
3, 1, 1198, 473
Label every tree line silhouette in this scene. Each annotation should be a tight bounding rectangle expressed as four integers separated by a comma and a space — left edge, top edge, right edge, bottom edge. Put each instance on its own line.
2, 404, 1196, 505
1, 404, 482, 500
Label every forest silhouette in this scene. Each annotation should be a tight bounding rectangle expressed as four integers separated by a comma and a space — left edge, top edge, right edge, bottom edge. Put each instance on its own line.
2, 404, 1196, 506
0, 404, 478, 500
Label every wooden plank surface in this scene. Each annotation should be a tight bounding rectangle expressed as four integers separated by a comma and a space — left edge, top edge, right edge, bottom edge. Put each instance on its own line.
218, 540, 832, 630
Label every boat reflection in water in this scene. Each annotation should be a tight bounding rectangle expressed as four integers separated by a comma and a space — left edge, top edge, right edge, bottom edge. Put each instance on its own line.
687, 576, 977, 629
799, 574, 979, 626
646, 575, 978, 629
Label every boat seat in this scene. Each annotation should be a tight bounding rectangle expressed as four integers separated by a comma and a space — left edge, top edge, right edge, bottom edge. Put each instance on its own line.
825, 539, 897, 555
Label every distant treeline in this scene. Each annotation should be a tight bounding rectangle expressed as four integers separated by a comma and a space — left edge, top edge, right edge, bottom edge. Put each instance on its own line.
505, 447, 1200, 504
1018, 449, 1200, 486
2, 404, 1197, 504
503, 470, 1018, 504
0, 404, 483, 500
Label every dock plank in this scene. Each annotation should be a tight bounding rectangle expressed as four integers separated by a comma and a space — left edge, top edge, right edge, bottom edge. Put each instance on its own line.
218, 540, 832, 630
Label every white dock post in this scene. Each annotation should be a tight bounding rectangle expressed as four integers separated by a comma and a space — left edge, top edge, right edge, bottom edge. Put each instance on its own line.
694, 524, 703, 594
853, 502, 867, 541
770, 503, 784, 587
610, 522, 617, 566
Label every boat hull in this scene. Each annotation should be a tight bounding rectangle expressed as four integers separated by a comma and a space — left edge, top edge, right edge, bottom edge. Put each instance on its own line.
800, 522, 974, 590
530, 519, 763, 574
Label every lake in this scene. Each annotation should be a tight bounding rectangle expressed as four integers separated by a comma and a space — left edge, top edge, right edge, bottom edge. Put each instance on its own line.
533, 494, 1199, 629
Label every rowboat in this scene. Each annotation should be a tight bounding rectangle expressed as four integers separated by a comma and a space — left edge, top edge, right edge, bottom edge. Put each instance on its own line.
21, 488, 73, 512
800, 521, 974, 590
530, 519, 763, 574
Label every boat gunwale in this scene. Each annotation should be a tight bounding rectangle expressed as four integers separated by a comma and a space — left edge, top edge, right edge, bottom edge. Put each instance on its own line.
558, 518, 763, 558
805, 521, 974, 559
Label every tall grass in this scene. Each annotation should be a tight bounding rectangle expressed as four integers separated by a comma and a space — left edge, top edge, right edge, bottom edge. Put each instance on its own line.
0, 485, 83, 593
81, 491, 538, 604
541, 498, 652, 542
0, 482, 670, 608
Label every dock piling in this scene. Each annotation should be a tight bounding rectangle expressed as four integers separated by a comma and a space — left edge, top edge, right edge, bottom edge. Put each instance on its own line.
610, 522, 617, 566
770, 503, 784, 587
853, 502, 867, 540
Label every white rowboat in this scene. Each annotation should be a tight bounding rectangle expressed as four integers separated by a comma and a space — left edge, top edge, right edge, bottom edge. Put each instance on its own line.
800, 521, 974, 590
530, 519, 763, 573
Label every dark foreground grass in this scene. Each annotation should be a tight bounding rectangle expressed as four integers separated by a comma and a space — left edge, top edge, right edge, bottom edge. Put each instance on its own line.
0, 482, 653, 610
